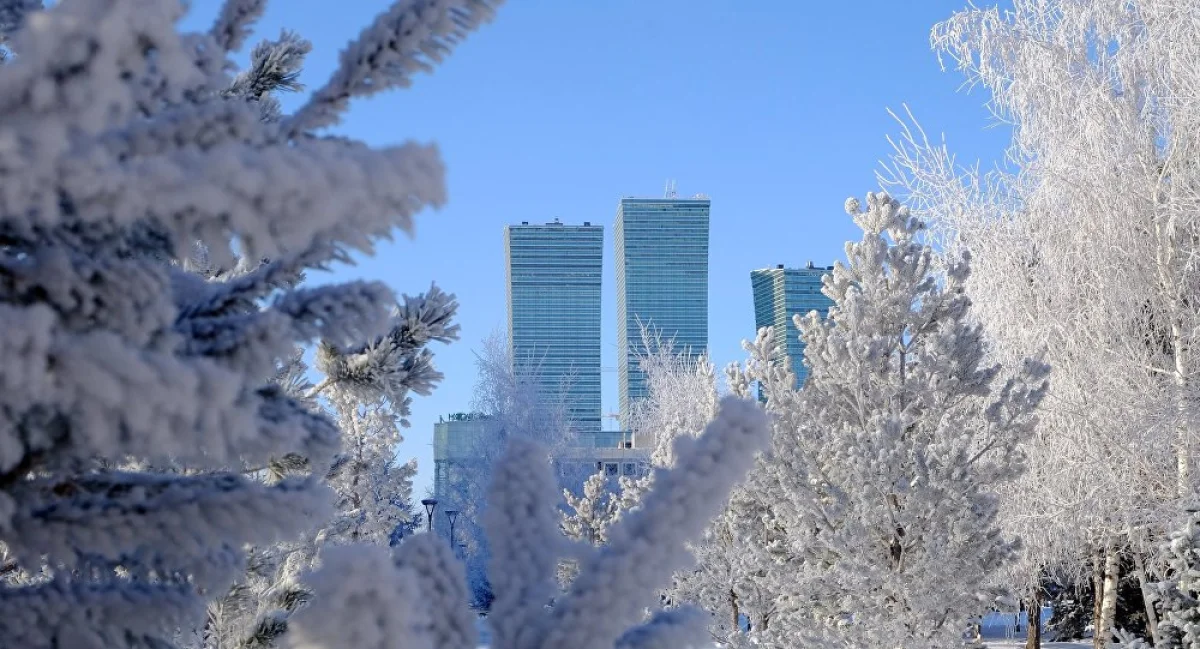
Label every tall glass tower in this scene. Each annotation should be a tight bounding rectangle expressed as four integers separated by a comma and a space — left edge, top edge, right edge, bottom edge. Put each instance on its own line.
615, 195, 710, 428
750, 262, 835, 390
504, 219, 603, 432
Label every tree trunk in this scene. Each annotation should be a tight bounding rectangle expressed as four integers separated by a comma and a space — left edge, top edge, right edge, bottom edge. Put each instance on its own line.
1133, 547, 1160, 645
350, 419, 364, 541
1096, 544, 1120, 649
1027, 588, 1042, 649
1173, 319, 1192, 498
1093, 546, 1106, 649
730, 588, 740, 633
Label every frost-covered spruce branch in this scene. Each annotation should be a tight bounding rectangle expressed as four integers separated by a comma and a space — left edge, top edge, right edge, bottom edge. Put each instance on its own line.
207, 287, 459, 649
0, 0, 498, 646
288, 396, 770, 649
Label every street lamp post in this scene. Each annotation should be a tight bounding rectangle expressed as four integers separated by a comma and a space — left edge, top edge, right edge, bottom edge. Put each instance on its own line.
445, 509, 459, 551
421, 498, 438, 533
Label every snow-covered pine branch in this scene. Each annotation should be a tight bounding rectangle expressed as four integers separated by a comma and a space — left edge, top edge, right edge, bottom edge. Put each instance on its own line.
0, 0, 39, 59
204, 196, 461, 649
288, 395, 770, 649
1144, 511, 1200, 649
0, 0, 497, 646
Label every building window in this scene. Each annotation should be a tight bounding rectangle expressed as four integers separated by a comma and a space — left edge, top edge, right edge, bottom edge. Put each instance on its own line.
623, 463, 635, 476
605, 463, 619, 476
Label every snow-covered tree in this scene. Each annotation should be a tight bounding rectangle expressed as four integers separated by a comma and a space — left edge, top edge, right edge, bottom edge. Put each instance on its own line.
1137, 511, 1200, 649
561, 471, 619, 547
630, 325, 719, 469
202, 286, 460, 649
732, 192, 1049, 649
587, 325, 768, 646
879, 2, 1200, 644
285, 396, 771, 649
666, 485, 771, 649
178, 25, 462, 645
557, 471, 618, 588
313, 285, 460, 548
0, 0, 498, 646
616, 325, 719, 509
440, 330, 574, 607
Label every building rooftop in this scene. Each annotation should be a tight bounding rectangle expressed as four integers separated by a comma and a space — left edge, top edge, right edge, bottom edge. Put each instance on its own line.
619, 195, 710, 202
753, 262, 835, 272
510, 218, 599, 227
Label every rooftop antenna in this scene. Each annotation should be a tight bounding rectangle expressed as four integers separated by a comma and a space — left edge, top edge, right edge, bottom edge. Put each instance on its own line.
664, 179, 677, 199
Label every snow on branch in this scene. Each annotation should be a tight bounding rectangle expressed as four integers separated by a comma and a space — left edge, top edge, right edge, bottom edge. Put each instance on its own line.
286, 0, 503, 134
0, 2, 453, 268
4, 473, 332, 591
225, 28, 312, 119
313, 283, 460, 409
390, 532, 479, 649
288, 396, 768, 649
0, 0, 40, 48
485, 435, 566, 648
286, 537, 475, 649
284, 544, 428, 649
0, 579, 201, 648
209, 0, 269, 54
0, 0, 491, 644
535, 397, 769, 649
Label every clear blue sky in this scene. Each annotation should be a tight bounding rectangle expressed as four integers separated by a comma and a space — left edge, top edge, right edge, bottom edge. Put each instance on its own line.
182, 0, 1011, 499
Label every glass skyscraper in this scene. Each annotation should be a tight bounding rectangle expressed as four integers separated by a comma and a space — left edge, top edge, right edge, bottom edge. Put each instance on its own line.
750, 263, 835, 390
615, 196, 710, 428
504, 219, 603, 432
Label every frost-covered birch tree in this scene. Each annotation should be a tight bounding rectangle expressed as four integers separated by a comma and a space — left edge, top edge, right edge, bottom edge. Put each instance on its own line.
0, 0, 499, 646
616, 325, 719, 509
880, 2, 1200, 644
732, 192, 1049, 649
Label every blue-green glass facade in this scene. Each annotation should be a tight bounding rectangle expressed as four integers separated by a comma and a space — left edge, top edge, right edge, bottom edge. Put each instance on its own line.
615, 197, 710, 428
751, 264, 835, 390
505, 220, 603, 432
